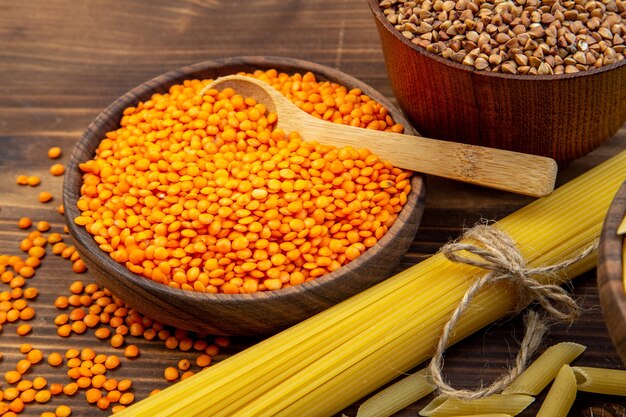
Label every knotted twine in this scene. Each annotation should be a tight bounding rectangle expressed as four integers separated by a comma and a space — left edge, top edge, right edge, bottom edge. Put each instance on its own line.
429, 223, 598, 400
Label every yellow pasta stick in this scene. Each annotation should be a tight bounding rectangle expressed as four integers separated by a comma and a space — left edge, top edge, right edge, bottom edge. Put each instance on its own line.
502, 342, 586, 395
573, 366, 626, 396
535, 365, 577, 417
419, 394, 533, 416
356, 368, 435, 417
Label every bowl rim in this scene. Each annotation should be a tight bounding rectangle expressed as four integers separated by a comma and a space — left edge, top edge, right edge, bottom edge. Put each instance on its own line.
367, 0, 626, 81
63, 55, 425, 306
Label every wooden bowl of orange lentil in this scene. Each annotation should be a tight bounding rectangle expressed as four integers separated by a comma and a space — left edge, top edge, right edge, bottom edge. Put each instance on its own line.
63, 56, 425, 336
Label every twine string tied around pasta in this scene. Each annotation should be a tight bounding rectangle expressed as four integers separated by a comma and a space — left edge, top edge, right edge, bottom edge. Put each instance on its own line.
429, 224, 598, 401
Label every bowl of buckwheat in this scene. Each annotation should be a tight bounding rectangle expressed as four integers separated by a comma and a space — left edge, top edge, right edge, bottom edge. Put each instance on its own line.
368, 0, 626, 164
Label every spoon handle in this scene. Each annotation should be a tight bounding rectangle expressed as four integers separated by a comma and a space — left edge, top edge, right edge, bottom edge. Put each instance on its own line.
303, 121, 557, 197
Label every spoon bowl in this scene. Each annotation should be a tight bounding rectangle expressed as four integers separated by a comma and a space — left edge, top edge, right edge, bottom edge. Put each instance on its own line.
207, 75, 558, 197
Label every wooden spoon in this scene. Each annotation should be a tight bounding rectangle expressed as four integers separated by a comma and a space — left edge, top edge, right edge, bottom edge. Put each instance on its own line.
204, 75, 558, 197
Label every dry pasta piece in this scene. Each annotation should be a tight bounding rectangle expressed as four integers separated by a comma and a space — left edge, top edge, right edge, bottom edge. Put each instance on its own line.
356, 368, 435, 417
418, 394, 534, 416
535, 365, 576, 417
572, 366, 626, 396
502, 342, 586, 395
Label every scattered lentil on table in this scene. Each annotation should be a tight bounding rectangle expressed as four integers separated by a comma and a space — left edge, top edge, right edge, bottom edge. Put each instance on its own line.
74, 69, 412, 294
1, 146, 230, 415
380, 0, 626, 74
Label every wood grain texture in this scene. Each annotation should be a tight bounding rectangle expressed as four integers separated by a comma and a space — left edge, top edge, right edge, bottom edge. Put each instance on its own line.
63, 57, 426, 336
0, 0, 625, 415
210, 74, 557, 196
367, 0, 626, 164
598, 182, 626, 366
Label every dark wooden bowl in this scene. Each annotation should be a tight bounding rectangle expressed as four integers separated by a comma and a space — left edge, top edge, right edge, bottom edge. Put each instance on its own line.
598, 181, 626, 366
63, 56, 426, 336
367, 0, 626, 164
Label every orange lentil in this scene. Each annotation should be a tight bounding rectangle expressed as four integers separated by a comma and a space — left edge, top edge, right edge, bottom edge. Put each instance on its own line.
69, 281, 84, 294
124, 345, 139, 358
42, 412, 56, 417
117, 379, 132, 392
27, 176, 41, 186
72, 259, 87, 273
19, 343, 32, 353
103, 378, 118, 391
97, 396, 110, 410
215, 336, 230, 347
4, 387, 18, 400
19, 307, 35, 320
17, 217, 32, 229
76, 377, 91, 389
5, 370, 21, 384
196, 354, 212, 368
71, 321, 87, 334
57, 324, 71, 337
104, 355, 120, 370
48, 147, 63, 159
119, 392, 134, 405
9, 397, 24, 413
94, 353, 107, 364
56, 404, 73, 416
80, 348, 96, 361
54, 314, 69, 325
16, 359, 31, 374
83, 313, 99, 327
36, 220, 51, 232
33, 376, 47, 390
85, 388, 101, 403
35, 389, 51, 403
62, 383, 78, 396
163, 366, 179, 382
16, 175, 28, 185
50, 164, 65, 176
16, 324, 31, 336
20, 388, 36, 402
181, 371, 195, 380
16, 380, 32, 392
92, 374, 107, 388
110, 334, 124, 348
75, 72, 411, 294
205, 344, 219, 356
38, 191, 53, 203
91, 364, 107, 376
50, 383, 63, 395
107, 389, 121, 402
48, 352, 63, 367
177, 359, 191, 371
26, 349, 43, 364
66, 357, 81, 368
54, 296, 69, 309
95, 327, 111, 339
112, 405, 126, 413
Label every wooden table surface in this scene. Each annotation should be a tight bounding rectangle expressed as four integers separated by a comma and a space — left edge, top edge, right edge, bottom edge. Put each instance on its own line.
1, 1, 625, 416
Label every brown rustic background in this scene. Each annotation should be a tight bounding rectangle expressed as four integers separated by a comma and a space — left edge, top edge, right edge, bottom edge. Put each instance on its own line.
1, 0, 625, 416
